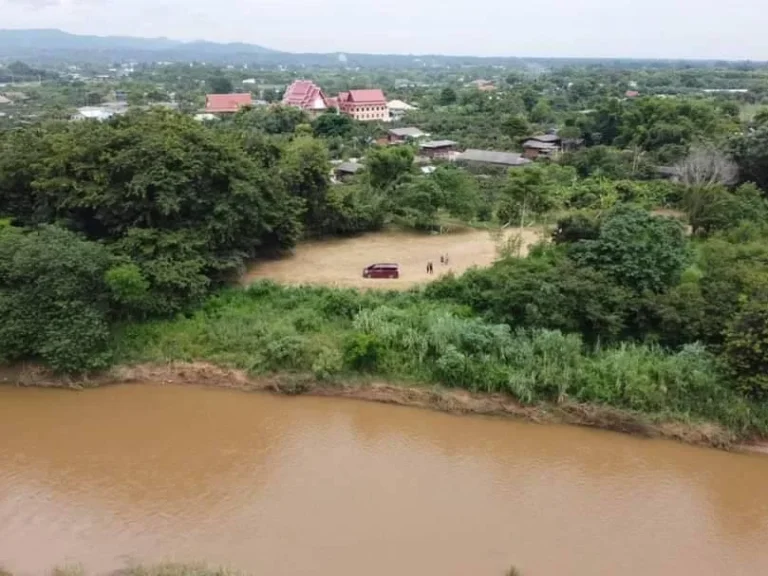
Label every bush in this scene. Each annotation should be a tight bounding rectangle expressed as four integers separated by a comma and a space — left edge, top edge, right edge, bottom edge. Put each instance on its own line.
722, 300, 768, 400
343, 332, 382, 371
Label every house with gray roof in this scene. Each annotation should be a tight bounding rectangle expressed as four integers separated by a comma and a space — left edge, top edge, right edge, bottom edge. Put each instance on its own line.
456, 149, 532, 169
387, 126, 428, 143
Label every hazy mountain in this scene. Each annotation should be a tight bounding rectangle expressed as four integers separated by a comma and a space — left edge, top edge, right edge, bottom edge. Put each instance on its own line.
0, 29, 278, 63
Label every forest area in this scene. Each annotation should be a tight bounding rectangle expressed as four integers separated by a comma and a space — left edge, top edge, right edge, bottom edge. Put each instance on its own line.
3, 59, 768, 441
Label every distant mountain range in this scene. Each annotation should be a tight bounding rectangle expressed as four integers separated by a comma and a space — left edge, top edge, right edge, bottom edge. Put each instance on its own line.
0, 29, 752, 69
0, 29, 278, 64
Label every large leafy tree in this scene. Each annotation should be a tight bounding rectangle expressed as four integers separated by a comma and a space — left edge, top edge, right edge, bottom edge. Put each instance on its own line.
569, 205, 688, 294
0, 109, 302, 313
0, 225, 113, 372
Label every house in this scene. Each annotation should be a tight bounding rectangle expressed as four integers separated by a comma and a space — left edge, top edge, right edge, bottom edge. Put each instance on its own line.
333, 161, 364, 182
387, 127, 427, 144
0, 95, 10, 105
205, 93, 253, 114
387, 99, 417, 121
194, 113, 219, 122
522, 134, 562, 160
337, 89, 388, 122
456, 149, 532, 169
625, 90, 640, 99
71, 106, 118, 121
419, 140, 459, 160
282, 80, 330, 115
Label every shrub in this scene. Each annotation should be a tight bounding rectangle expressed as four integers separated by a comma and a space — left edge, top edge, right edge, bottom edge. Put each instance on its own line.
722, 300, 768, 400
312, 346, 344, 381
343, 332, 382, 371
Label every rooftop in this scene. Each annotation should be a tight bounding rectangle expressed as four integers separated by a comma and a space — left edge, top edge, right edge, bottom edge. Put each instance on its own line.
387, 99, 416, 110
282, 80, 328, 111
336, 161, 364, 174
456, 149, 532, 167
342, 89, 387, 104
527, 134, 561, 143
389, 127, 427, 138
420, 139, 458, 149
522, 140, 559, 150
205, 93, 253, 113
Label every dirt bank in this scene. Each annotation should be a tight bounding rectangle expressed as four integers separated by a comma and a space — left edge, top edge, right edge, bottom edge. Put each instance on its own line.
1, 362, 750, 450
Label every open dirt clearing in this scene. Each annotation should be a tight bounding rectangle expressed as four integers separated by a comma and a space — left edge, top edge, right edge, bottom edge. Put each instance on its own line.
244, 228, 541, 289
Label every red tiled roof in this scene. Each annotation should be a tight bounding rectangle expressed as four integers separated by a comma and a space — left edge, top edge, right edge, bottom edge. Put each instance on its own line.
205, 93, 253, 113
625, 90, 640, 98
346, 89, 386, 104
327, 96, 339, 109
282, 80, 329, 110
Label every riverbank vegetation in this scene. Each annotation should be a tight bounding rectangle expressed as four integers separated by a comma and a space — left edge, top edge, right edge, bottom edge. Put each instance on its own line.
3, 60, 768, 443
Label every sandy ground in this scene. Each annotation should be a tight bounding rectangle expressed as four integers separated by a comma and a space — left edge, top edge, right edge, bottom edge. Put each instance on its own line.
244, 228, 542, 289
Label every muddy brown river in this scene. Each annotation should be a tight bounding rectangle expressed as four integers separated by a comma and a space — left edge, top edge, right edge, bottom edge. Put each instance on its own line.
1, 385, 768, 576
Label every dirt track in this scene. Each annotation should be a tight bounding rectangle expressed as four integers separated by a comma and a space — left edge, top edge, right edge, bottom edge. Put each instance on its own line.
244, 228, 541, 289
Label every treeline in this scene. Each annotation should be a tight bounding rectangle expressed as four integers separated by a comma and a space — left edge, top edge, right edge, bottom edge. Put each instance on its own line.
0, 109, 382, 370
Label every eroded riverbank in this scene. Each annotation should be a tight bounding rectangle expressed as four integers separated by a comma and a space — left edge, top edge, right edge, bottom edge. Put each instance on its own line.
0, 362, 752, 449
2, 383, 768, 576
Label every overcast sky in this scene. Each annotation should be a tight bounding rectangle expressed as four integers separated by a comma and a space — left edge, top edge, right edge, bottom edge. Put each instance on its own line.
2, 0, 767, 59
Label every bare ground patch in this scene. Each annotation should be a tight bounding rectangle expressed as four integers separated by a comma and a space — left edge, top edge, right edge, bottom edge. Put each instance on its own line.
244, 228, 541, 289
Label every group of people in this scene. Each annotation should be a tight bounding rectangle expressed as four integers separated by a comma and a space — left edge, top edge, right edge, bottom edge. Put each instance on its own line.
426, 254, 450, 275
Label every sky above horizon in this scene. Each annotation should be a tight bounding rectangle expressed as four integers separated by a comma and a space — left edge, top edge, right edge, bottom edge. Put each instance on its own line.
2, 0, 767, 59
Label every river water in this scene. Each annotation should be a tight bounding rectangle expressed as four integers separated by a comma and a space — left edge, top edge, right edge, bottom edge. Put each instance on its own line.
1, 385, 768, 576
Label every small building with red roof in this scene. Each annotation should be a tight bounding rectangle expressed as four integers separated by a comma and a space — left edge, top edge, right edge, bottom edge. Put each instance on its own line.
337, 89, 388, 122
205, 93, 253, 114
282, 80, 331, 115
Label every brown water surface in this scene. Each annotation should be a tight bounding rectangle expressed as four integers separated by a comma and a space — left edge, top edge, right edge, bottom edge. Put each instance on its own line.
1, 385, 768, 575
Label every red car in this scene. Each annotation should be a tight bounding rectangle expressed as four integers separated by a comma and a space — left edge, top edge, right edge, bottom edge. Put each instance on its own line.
362, 263, 400, 279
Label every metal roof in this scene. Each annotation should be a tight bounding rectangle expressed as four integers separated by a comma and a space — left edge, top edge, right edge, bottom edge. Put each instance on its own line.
336, 162, 364, 173
456, 149, 532, 166
388, 127, 426, 138
522, 140, 559, 150
527, 134, 560, 143
420, 140, 457, 149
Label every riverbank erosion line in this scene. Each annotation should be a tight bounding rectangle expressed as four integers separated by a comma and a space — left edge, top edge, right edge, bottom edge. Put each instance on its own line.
4, 361, 763, 452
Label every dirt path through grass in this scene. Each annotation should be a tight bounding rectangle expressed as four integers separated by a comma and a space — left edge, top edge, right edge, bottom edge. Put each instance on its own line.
244, 228, 542, 289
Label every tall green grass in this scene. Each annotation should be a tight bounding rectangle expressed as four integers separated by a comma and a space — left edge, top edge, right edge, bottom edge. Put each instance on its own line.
112, 280, 766, 435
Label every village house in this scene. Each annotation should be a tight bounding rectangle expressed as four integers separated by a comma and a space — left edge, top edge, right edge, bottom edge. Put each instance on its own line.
419, 140, 459, 160
204, 93, 253, 114
387, 127, 428, 144
333, 161, 364, 182
456, 149, 532, 170
282, 80, 330, 115
522, 134, 561, 160
337, 89, 388, 122
387, 99, 417, 121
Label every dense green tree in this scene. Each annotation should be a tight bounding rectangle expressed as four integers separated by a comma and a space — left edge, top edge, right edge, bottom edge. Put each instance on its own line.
569, 205, 688, 294
723, 300, 768, 400
279, 136, 332, 234
207, 75, 234, 94
439, 87, 457, 106
0, 225, 112, 372
0, 109, 302, 313
366, 146, 414, 190
313, 110, 354, 139
731, 124, 768, 191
